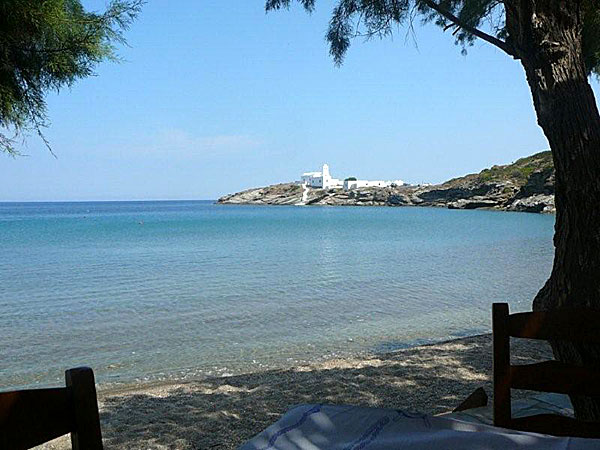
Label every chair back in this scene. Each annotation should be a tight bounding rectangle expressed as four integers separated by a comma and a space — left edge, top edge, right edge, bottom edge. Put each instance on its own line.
0, 367, 103, 449
492, 302, 600, 437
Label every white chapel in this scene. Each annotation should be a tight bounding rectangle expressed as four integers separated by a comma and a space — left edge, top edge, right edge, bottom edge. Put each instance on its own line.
301, 164, 404, 190
300, 164, 343, 189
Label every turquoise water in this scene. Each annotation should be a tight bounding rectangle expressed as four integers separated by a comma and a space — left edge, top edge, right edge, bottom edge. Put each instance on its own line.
0, 201, 555, 389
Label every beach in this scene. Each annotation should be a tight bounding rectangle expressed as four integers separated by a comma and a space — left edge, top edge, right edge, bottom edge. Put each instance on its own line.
38, 334, 552, 450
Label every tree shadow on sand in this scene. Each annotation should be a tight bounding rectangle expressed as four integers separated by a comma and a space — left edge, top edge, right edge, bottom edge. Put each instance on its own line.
96, 335, 551, 450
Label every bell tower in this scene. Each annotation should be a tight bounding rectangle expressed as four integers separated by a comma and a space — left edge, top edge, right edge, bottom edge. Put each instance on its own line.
322, 164, 331, 188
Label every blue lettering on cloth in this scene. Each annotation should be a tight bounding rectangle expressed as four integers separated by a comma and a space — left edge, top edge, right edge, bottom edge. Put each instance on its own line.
342, 416, 392, 450
257, 404, 322, 450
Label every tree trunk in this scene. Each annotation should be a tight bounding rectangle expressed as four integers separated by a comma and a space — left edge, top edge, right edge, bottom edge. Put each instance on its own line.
505, 1, 600, 420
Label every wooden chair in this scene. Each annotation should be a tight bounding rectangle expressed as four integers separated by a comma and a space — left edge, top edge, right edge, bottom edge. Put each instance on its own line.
492, 302, 600, 438
0, 367, 103, 449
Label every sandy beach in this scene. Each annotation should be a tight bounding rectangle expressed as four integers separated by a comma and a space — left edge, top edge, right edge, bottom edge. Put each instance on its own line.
38, 334, 552, 450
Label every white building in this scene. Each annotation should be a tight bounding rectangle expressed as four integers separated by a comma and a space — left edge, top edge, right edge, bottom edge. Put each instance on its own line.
343, 179, 405, 190
301, 164, 343, 189
301, 164, 404, 190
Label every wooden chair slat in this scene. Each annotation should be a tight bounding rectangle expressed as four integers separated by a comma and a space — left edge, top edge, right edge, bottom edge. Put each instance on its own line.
0, 388, 73, 449
493, 302, 600, 438
508, 309, 600, 342
510, 361, 600, 396
0, 367, 103, 449
509, 414, 600, 438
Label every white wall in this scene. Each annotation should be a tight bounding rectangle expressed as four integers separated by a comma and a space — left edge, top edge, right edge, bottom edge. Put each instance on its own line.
344, 180, 368, 190
301, 174, 323, 187
323, 178, 342, 189
303, 165, 400, 190
343, 180, 394, 190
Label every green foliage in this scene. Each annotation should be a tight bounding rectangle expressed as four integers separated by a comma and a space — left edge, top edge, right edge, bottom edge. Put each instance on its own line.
0, 0, 142, 155
476, 151, 553, 184
266, 0, 506, 65
266, 0, 600, 74
344, 177, 357, 181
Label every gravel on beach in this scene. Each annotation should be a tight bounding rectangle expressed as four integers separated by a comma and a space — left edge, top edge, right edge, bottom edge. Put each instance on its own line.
37, 334, 552, 450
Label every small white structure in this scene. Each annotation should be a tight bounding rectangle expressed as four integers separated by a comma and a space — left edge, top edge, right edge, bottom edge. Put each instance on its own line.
301, 164, 342, 189
301, 164, 404, 190
343, 179, 405, 190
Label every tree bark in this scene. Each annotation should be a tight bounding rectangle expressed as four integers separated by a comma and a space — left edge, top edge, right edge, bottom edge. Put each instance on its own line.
505, 1, 600, 420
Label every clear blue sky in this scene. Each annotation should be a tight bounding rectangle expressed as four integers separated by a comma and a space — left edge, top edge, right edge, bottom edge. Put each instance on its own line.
2, 1, 598, 201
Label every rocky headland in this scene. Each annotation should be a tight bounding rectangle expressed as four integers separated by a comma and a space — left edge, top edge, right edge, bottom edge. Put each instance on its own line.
218, 151, 555, 213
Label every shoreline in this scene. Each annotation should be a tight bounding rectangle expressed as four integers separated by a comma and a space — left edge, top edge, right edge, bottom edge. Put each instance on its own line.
217, 184, 556, 213
38, 333, 553, 450
216, 200, 556, 214
217, 152, 556, 213
93, 333, 490, 396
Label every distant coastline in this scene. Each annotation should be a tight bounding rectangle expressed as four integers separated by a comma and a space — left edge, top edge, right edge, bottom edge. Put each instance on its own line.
218, 151, 555, 214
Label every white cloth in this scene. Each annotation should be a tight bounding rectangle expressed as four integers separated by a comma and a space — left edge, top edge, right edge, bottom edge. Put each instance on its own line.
239, 404, 600, 450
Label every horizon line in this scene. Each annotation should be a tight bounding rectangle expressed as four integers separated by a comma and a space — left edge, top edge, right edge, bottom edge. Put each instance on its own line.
0, 199, 217, 204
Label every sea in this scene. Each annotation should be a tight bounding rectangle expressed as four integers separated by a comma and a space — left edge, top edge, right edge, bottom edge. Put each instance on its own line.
0, 201, 555, 390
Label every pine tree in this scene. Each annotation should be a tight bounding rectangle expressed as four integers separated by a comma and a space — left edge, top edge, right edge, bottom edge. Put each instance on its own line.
0, 0, 142, 155
267, 0, 600, 421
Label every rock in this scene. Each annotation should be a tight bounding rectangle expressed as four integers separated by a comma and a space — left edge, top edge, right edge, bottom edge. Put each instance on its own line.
514, 168, 554, 198
447, 198, 499, 210
218, 183, 303, 205
507, 194, 555, 213
216, 151, 557, 214
387, 194, 411, 206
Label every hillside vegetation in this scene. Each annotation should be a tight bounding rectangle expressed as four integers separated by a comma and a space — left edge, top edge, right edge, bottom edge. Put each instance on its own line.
477, 151, 553, 184
443, 151, 553, 187
218, 151, 556, 213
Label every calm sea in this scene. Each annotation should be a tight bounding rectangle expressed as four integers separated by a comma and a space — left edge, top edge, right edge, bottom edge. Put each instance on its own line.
0, 201, 555, 389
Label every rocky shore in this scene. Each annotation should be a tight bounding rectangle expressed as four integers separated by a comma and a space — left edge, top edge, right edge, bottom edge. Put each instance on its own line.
218, 151, 555, 213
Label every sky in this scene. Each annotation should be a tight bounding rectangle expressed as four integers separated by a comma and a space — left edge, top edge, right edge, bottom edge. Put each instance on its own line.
2, 1, 599, 202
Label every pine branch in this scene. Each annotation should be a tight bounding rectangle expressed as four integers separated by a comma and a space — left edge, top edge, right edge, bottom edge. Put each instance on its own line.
420, 0, 518, 58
